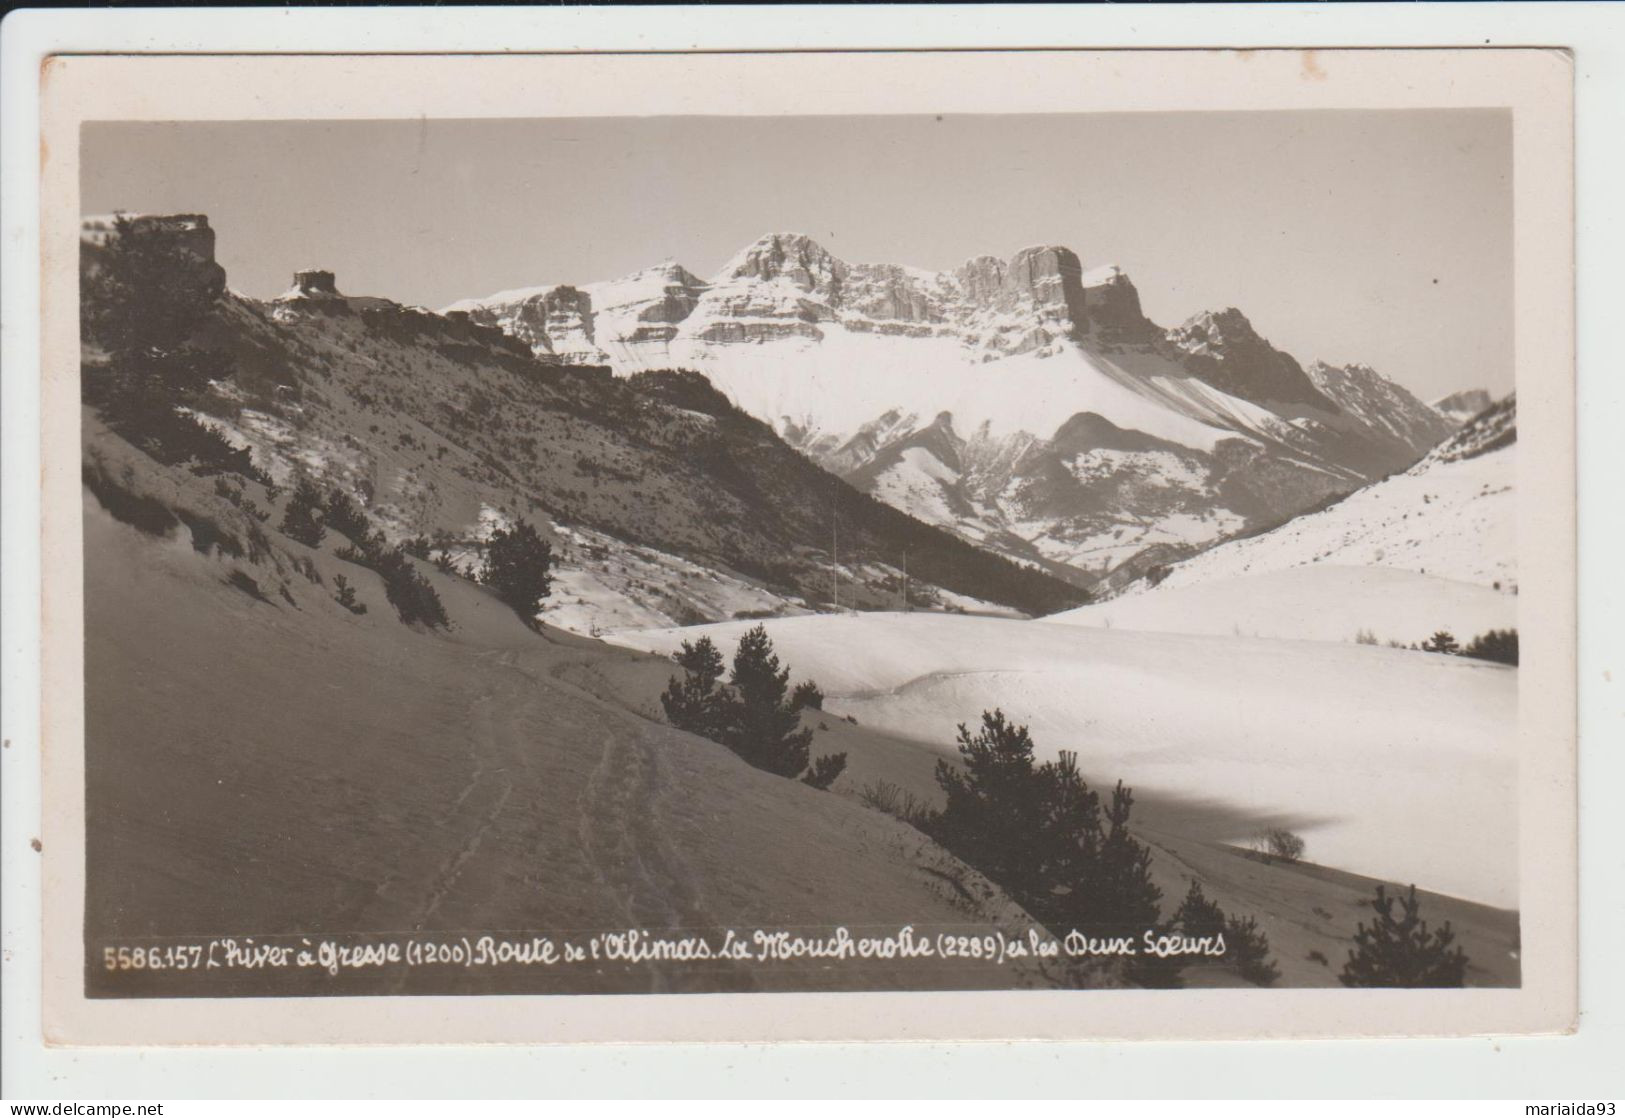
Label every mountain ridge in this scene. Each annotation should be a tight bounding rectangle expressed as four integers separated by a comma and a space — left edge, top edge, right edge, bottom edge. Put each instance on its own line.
81, 214, 1089, 629
450, 232, 1464, 582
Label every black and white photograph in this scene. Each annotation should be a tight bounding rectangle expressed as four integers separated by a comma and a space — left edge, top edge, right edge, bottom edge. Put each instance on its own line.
23, 45, 1581, 1046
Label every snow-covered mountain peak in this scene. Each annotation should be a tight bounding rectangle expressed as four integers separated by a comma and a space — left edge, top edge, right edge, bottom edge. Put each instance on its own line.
1304, 359, 1456, 452
1170, 307, 1262, 355
445, 236, 1458, 585
718, 232, 846, 289
1166, 308, 1333, 410
1431, 388, 1494, 426
617, 259, 707, 288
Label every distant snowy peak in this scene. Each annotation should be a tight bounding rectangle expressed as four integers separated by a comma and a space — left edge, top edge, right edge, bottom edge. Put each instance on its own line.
720, 232, 845, 288
1306, 359, 1457, 452
449, 233, 1165, 364
1431, 388, 1495, 427
1426, 392, 1516, 464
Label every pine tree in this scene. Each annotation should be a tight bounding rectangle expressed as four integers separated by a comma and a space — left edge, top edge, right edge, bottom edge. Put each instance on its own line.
1421, 630, 1460, 655
723, 625, 812, 778
1029, 749, 1104, 929
1174, 880, 1227, 940
1225, 914, 1281, 987
661, 636, 730, 740
927, 713, 1177, 986
322, 487, 373, 542
82, 215, 251, 473
1463, 628, 1519, 665
332, 573, 367, 615
1095, 781, 1164, 935
674, 636, 725, 683
279, 477, 326, 548
483, 519, 553, 620
931, 710, 1048, 900
1339, 884, 1470, 987
801, 752, 848, 791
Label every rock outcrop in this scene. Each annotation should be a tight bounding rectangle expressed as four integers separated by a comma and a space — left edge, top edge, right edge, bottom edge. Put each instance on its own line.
1168, 307, 1333, 409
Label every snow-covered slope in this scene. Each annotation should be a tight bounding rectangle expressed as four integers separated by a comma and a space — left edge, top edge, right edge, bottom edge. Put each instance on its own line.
450, 234, 1450, 582
90, 215, 1088, 629
611, 612, 1516, 908
1306, 359, 1456, 453
1049, 564, 1515, 646
1106, 394, 1516, 597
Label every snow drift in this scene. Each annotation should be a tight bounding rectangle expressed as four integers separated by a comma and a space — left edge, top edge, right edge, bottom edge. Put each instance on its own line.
612, 612, 1517, 909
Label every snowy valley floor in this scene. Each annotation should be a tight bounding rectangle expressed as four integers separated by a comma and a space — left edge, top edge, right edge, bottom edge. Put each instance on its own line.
609, 611, 1521, 986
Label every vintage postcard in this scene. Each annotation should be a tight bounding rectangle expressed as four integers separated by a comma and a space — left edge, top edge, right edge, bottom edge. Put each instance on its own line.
34, 47, 1576, 1044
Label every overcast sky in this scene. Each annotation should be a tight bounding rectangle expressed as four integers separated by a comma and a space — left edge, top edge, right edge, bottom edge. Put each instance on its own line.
83, 111, 1512, 399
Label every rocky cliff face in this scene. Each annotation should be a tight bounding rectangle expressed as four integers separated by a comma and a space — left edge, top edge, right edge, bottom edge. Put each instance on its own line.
1079, 265, 1159, 346
451, 236, 1169, 366
456, 284, 599, 361
447, 232, 1461, 583
1167, 308, 1333, 410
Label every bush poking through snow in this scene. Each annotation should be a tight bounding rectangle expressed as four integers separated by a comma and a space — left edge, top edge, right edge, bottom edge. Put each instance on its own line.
801, 752, 849, 791
1339, 884, 1470, 987
857, 780, 930, 828
790, 680, 825, 712
369, 549, 448, 629
336, 535, 448, 630
332, 574, 367, 615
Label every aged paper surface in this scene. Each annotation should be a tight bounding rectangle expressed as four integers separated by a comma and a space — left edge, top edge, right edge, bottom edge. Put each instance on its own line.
37, 48, 1575, 1044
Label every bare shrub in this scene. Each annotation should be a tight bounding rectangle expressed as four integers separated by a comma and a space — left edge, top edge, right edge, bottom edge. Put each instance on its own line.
857, 779, 930, 827
1250, 826, 1307, 864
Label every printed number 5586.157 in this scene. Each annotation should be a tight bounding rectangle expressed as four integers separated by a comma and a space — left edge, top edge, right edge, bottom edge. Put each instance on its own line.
102, 944, 202, 971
